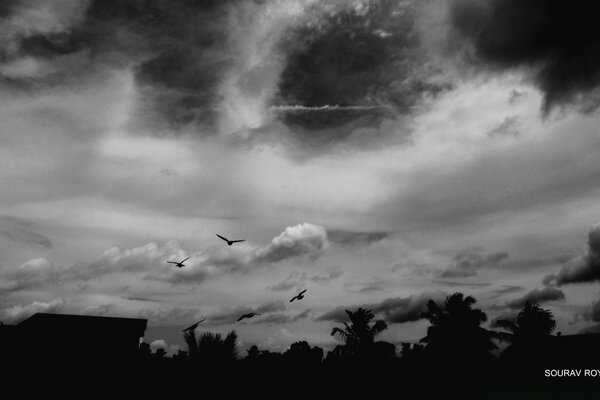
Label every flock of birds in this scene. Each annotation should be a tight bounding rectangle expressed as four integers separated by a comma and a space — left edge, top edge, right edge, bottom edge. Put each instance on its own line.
172, 234, 308, 333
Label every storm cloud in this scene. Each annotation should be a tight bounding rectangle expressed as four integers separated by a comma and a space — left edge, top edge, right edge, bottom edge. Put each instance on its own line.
450, 0, 600, 112
273, 0, 448, 141
316, 291, 446, 324
505, 286, 565, 310
544, 224, 600, 286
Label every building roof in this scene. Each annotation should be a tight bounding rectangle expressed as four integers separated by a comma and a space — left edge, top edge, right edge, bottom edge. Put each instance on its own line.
18, 313, 147, 337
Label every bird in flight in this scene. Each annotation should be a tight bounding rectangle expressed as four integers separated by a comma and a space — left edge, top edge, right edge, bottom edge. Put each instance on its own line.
182, 318, 206, 332
216, 234, 246, 246
237, 312, 261, 322
290, 289, 307, 303
167, 257, 190, 268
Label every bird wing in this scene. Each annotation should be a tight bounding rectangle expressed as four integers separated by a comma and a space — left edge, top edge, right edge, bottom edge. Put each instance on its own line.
216, 234, 229, 242
181, 257, 190, 263
237, 315, 246, 321
231, 240, 246, 243
167, 261, 178, 264
299, 290, 307, 295
290, 297, 296, 302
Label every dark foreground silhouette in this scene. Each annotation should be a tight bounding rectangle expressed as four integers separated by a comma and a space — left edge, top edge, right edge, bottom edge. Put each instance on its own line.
2, 294, 599, 398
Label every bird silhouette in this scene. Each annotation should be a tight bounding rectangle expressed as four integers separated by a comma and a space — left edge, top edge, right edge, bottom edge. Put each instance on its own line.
216, 234, 246, 246
290, 289, 307, 302
182, 318, 206, 332
167, 256, 190, 268
237, 312, 261, 322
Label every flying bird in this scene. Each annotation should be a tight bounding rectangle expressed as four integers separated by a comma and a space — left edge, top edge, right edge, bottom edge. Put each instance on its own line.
237, 312, 261, 322
167, 257, 190, 268
216, 234, 246, 246
182, 318, 206, 332
290, 289, 307, 303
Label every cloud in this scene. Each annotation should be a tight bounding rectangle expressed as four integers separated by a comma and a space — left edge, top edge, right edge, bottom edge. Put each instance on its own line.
0, 258, 58, 292
316, 291, 446, 324
0, 223, 330, 292
449, 0, 600, 113
489, 285, 525, 299
581, 299, 600, 323
544, 224, 600, 286
150, 339, 167, 349
138, 307, 201, 326
505, 286, 565, 310
0, 298, 65, 324
252, 309, 311, 325
206, 300, 286, 326
0, 216, 53, 248
273, 0, 449, 139
579, 324, 600, 334
253, 223, 328, 263
327, 229, 390, 246
267, 268, 343, 292
439, 249, 508, 278
487, 116, 521, 138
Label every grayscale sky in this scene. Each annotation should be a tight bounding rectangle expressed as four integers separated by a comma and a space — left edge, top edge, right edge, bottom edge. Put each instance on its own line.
1, 0, 600, 355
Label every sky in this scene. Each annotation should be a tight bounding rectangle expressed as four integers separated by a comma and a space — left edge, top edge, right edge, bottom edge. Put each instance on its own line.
1, 0, 600, 355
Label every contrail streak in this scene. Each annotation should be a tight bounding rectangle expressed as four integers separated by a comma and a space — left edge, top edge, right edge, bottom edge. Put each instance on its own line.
269, 104, 396, 112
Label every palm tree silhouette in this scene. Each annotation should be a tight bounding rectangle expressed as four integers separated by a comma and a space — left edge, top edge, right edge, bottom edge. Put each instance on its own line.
183, 329, 239, 364
420, 292, 498, 377
496, 301, 557, 377
495, 301, 556, 342
330, 308, 388, 360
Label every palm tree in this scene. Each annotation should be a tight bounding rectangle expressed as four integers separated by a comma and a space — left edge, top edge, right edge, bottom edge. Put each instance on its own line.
330, 308, 388, 359
495, 301, 556, 342
183, 330, 239, 364
420, 293, 498, 360
496, 301, 557, 370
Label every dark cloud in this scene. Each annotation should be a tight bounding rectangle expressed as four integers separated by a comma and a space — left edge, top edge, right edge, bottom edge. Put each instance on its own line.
450, 0, 600, 113
327, 229, 390, 246
0, 0, 243, 130
505, 286, 565, 310
206, 300, 286, 325
316, 291, 446, 324
544, 225, 600, 286
439, 249, 508, 278
273, 0, 448, 141
0, 216, 53, 248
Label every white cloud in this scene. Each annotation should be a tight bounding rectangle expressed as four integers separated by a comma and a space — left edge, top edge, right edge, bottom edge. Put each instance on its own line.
1, 299, 65, 324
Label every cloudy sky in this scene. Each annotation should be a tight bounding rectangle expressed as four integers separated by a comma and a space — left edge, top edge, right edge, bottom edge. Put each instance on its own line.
1, 0, 600, 355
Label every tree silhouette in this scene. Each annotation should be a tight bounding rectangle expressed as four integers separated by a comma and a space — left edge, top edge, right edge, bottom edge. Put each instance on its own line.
330, 307, 388, 361
283, 340, 323, 365
183, 329, 239, 365
496, 301, 556, 342
496, 301, 557, 379
420, 292, 498, 384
